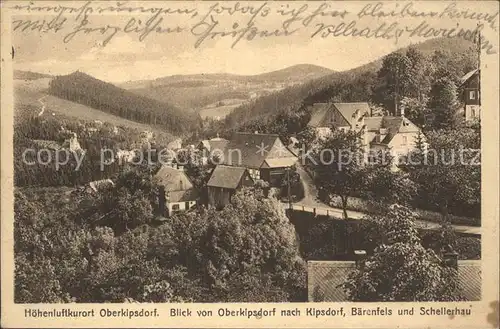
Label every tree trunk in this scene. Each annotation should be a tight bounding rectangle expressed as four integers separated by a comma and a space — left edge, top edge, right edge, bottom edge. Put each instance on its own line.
440, 202, 449, 222
341, 196, 349, 220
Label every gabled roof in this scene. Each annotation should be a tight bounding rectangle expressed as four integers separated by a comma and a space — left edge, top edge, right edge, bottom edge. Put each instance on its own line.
307, 102, 371, 128
207, 165, 252, 189
307, 259, 481, 302
460, 69, 479, 85
262, 157, 298, 168
153, 165, 193, 192
222, 132, 296, 168
333, 102, 371, 127
366, 116, 420, 145
308, 103, 332, 127
168, 189, 198, 203
380, 117, 404, 144
199, 138, 229, 153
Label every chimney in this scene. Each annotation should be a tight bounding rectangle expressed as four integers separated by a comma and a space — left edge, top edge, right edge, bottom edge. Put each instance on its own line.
178, 165, 184, 171
354, 250, 367, 269
443, 251, 459, 269
400, 104, 405, 117
254, 131, 259, 134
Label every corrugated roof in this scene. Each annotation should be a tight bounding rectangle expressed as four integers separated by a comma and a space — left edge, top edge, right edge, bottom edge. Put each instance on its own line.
307, 259, 481, 302
457, 260, 481, 301
307, 103, 332, 127
333, 102, 371, 127
154, 165, 193, 191
307, 261, 355, 302
207, 165, 251, 189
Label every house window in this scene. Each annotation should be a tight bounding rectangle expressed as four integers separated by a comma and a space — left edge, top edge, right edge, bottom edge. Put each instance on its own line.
402, 136, 408, 145
469, 91, 475, 100
172, 204, 180, 211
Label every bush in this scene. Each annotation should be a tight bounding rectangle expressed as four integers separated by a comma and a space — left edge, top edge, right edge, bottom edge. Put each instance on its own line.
328, 195, 480, 227
455, 237, 481, 260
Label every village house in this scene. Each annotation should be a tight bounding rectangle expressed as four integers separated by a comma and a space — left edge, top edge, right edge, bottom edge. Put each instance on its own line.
363, 113, 424, 156
307, 251, 481, 302
167, 138, 183, 150
460, 68, 481, 122
197, 136, 229, 164
207, 165, 254, 208
307, 102, 424, 159
116, 149, 139, 163
219, 132, 297, 187
307, 102, 371, 138
75, 179, 115, 195
154, 164, 198, 217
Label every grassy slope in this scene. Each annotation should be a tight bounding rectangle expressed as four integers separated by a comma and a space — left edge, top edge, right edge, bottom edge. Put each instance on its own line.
14, 80, 176, 143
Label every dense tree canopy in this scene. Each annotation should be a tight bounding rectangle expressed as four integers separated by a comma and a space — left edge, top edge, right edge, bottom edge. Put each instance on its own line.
48, 71, 202, 136
14, 181, 306, 303
343, 205, 464, 302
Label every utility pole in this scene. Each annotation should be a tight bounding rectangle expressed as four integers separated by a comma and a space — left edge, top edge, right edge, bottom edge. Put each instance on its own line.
286, 167, 292, 209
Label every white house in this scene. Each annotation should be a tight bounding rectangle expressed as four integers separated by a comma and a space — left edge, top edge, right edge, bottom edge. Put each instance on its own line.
153, 165, 198, 217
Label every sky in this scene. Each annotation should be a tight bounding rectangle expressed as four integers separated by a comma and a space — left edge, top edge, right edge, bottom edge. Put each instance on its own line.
11, 1, 498, 83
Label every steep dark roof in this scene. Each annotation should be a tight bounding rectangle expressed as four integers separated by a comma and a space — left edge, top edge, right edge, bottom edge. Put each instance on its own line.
222, 132, 295, 168
207, 165, 252, 189
307, 260, 481, 302
380, 117, 404, 144
333, 102, 370, 127
168, 189, 199, 203
307, 103, 332, 127
154, 165, 198, 202
154, 165, 193, 191
460, 69, 479, 85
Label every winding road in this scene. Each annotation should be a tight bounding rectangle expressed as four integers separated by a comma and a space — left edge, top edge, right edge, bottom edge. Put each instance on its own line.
37, 95, 47, 116
287, 161, 481, 236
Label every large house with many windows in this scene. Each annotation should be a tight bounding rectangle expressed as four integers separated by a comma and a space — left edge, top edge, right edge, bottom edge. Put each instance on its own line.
307, 102, 424, 157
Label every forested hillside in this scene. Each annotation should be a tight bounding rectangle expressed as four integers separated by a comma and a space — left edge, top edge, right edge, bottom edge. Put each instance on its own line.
222, 37, 477, 132
48, 72, 202, 136
122, 64, 333, 111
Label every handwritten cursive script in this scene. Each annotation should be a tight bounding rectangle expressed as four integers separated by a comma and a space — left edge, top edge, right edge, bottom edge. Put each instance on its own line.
9, 1, 499, 54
